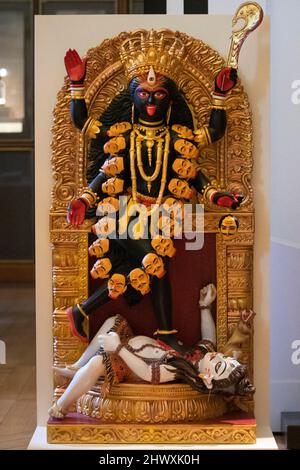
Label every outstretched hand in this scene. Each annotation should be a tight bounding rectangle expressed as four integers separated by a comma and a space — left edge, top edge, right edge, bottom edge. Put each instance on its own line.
64, 49, 86, 82
212, 191, 244, 210
67, 198, 87, 226
199, 283, 217, 307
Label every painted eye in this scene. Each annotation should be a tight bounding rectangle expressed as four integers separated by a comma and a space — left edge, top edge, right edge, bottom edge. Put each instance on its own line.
154, 91, 166, 99
137, 91, 149, 99
215, 361, 222, 374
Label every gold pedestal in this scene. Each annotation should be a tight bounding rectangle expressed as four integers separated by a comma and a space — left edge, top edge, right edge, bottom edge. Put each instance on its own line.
76, 382, 228, 423
47, 383, 256, 444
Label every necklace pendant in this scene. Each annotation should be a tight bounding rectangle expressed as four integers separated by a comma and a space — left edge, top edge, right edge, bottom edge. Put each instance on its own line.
147, 181, 152, 193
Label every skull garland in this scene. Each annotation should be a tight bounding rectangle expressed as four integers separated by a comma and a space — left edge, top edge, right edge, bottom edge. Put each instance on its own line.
171, 124, 194, 140
151, 236, 176, 258
101, 177, 124, 196
158, 197, 184, 238
172, 158, 197, 179
142, 253, 166, 279
103, 136, 126, 155
96, 197, 120, 217
107, 273, 127, 299
101, 156, 125, 177
129, 268, 151, 295
107, 122, 132, 137
90, 258, 112, 279
174, 138, 199, 159
88, 238, 110, 258
168, 178, 195, 200
91, 215, 116, 238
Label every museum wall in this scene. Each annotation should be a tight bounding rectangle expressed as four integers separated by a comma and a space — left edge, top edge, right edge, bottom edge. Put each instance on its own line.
268, 0, 300, 431
209, 0, 300, 432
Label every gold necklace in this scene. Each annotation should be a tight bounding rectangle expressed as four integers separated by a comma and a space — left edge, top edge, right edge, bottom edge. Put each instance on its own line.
130, 126, 170, 206
134, 125, 168, 192
138, 118, 164, 126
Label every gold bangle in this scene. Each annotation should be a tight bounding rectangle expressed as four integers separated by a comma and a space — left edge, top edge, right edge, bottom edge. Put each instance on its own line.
76, 304, 89, 320
138, 118, 164, 126
70, 89, 85, 100
211, 96, 227, 109
153, 329, 178, 336
80, 188, 98, 207
203, 186, 216, 203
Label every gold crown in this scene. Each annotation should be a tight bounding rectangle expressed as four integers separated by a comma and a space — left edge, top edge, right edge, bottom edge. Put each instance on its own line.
119, 29, 186, 83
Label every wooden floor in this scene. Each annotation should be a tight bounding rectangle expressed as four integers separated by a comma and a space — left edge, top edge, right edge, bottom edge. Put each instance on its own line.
0, 283, 36, 450
0, 283, 287, 450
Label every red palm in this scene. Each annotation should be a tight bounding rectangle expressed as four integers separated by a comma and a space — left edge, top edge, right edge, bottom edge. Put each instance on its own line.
64, 49, 86, 82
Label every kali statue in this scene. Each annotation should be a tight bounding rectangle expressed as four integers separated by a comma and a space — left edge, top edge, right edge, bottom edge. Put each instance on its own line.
49, 284, 254, 419
65, 30, 244, 353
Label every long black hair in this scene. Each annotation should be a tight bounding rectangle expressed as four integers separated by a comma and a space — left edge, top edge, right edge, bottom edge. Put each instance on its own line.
87, 76, 193, 182
165, 355, 255, 396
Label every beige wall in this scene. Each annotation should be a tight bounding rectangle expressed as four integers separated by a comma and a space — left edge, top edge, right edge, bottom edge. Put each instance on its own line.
35, 15, 269, 427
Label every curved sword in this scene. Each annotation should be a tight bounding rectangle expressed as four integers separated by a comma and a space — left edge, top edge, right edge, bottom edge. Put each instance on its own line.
227, 2, 264, 69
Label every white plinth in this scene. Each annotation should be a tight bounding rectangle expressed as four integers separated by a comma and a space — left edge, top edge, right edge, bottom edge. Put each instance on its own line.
28, 425, 277, 450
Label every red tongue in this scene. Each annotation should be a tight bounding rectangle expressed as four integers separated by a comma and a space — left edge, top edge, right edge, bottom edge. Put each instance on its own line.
147, 105, 156, 116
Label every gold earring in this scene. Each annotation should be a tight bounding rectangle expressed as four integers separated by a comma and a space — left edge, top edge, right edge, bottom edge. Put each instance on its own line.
131, 104, 135, 125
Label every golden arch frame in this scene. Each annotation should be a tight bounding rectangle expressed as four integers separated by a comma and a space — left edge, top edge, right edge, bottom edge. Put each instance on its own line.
49, 29, 255, 444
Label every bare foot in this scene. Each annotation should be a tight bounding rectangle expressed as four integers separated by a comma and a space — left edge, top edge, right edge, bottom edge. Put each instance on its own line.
48, 402, 67, 419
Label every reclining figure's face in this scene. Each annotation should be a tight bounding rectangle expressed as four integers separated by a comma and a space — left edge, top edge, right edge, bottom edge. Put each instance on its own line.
132, 72, 171, 123
199, 352, 244, 391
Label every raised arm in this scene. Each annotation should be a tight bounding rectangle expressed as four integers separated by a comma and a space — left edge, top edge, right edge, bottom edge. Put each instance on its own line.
194, 67, 237, 149
191, 67, 243, 209
64, 49, 89, 129
198, 283, 217, 345
209, 67, 237, 141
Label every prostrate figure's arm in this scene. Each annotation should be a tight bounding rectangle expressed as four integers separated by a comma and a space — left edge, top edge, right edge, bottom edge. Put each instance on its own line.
98, 333, 176, 384
198, 283, 217, 345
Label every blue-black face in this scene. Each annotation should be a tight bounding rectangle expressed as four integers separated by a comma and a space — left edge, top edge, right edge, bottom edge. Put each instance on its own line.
133, 81, 170, 123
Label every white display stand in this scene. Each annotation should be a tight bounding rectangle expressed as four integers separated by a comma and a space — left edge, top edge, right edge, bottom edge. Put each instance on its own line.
32, 14, 275, 449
